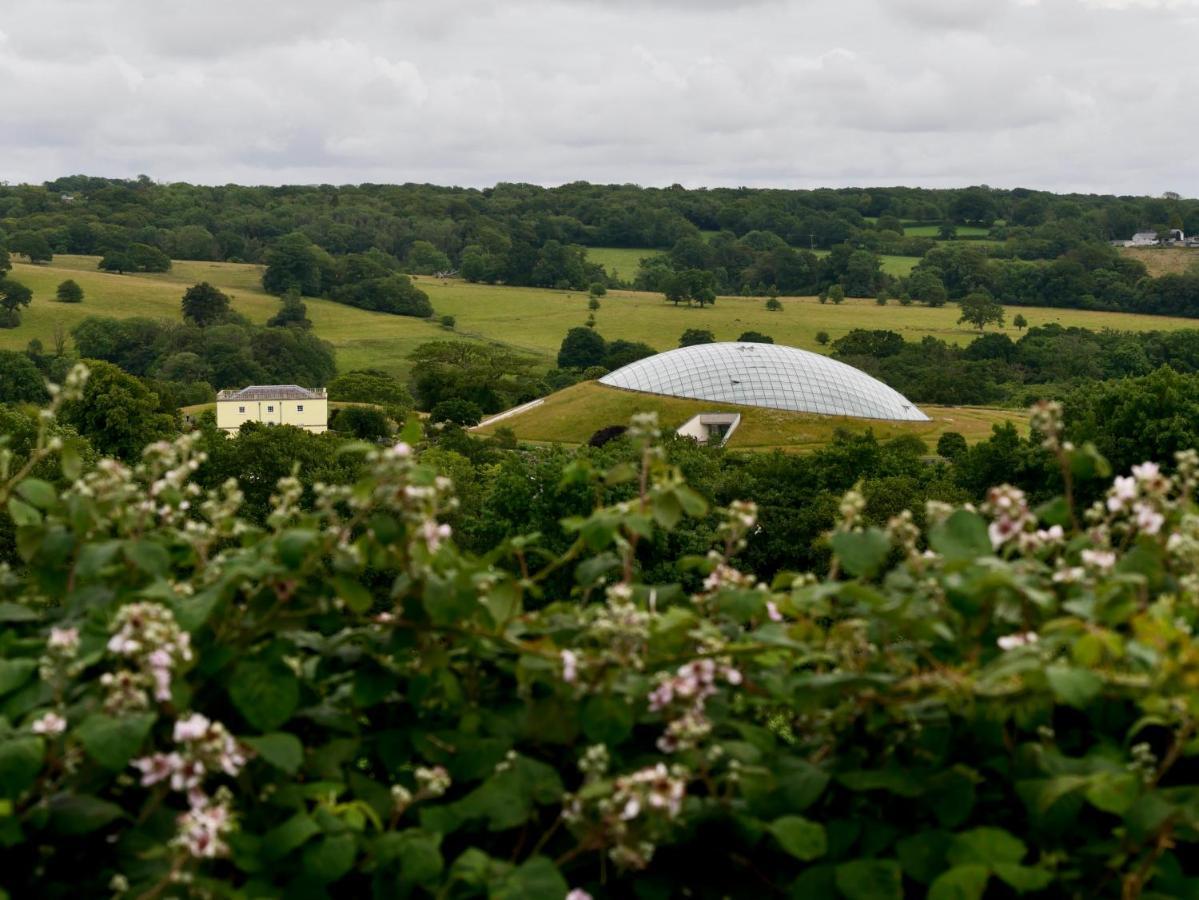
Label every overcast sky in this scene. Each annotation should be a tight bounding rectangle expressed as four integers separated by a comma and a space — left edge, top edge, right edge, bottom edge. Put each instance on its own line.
2, 0, 1198, 194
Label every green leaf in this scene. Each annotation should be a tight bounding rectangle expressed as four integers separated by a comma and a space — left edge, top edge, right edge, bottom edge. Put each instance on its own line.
928, 865, 990, 900
302, 833, 357, 883
1046, 665, 1102, 708
897, 830, 951, 884
946, 827, 1027, 867
777, 759, 830, 812
123, 540, 169, 577
277, 529, 318, 570
14, 479, 56, 510
47, 793, 124, 835
834, 859, 903, 900
0, 659, 36, 697
244, 732, 304, 774
769, 815, 828, 862
0, 736, 44, 797
331, 577, 373, 614
580, 694, 634, 745
1084, 772, 1139, 815
6, 498, 40, 528
993, 863, 1053, 892
490, 856, 568, 900
0, 603, 38, 622
929, 510, 992, 562
60, 439, 84, 480
229, 660, 299, 732
392, 830, 443, 886
262, 813, 321, 860
830, 528, 890, 578
77, 713, 156, 771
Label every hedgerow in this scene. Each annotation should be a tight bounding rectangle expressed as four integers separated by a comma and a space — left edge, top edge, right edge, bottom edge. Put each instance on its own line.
4, 368, 1199, 898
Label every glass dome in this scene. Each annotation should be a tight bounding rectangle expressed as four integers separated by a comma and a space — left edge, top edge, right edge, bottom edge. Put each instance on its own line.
599, 342, 929, 422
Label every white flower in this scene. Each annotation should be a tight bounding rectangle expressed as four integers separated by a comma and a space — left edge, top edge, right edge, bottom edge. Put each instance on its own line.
1081, 549, 1117, 571
132, 752, 183, 787
1107, 476, 1138, 512
420, 520, 452, 552
174, 713, 211, 743
1135, 503, 1164, 535
997, 632, 1039, 651
170, 757, 206, 792
31, 711, 67, 736
620, 797, 641, 820
560, 649, 578, 684
988, 517, 1022, 549
48, 627, 80, 653
567, 890, 594, 900
766, 600, 783, 623
1132, 462, 1160, 481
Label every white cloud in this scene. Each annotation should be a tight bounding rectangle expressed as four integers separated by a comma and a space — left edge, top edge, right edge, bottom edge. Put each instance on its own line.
0, 0, 1197, 194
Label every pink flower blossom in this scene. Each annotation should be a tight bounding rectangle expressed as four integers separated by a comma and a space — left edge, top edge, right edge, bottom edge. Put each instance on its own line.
997, 632, 1039, 651
1081, 548, 1117, 571
560, 649, 578, 684
1135, 503, 1164, 535
766, 601, 783, 622
133, 752, 183, 787
48, 627, 79, 653
1107, 476, 1138, 512
174, 713, 211, 743
31, 711, 67, 736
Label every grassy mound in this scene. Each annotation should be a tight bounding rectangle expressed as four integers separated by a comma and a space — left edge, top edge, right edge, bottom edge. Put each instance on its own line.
474, 381, 1026, 452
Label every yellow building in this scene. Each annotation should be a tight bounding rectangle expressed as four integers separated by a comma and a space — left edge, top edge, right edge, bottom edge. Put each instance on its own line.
215, 385, 328, 435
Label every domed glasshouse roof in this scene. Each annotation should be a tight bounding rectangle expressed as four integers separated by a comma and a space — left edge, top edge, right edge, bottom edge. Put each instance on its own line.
599, 342, 930, 422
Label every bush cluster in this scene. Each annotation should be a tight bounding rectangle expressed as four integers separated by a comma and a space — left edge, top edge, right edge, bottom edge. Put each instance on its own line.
5, 377, 1199, 897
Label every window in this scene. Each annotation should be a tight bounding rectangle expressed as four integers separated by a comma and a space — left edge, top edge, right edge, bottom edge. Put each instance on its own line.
267, 405, 274, 412
296, 405, 304, 412
238, 406, 245, 413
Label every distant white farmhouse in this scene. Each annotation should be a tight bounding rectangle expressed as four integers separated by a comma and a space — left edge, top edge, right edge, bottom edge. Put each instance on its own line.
215, 385, 328, 435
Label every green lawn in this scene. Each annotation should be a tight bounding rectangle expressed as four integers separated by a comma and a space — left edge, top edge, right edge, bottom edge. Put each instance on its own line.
475, 381, 1027, 452
904, 223, 991, 238
6, 255, 1199, 383
585, 247, 662, 281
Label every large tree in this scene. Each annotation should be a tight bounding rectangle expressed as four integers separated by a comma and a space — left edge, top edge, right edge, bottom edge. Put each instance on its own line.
0, 275, 33, 328
557, 326, 607, 369
957, 291, 1005, 332
266, 290, 311, 329
61, 360, 175, 460
0, 350, 48, 403
181, 282, 232, 327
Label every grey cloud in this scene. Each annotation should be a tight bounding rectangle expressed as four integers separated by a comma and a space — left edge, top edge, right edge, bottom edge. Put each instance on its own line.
2, 0, 1199, 193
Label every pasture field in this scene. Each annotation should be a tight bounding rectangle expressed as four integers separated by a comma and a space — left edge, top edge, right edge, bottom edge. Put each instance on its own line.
5, 256, 1199, 381
903, 223, 991, 238
474, 381, 1027, 452
1120, 247, 1199, 278
809, 249, 918, 277
585, 247, 661, 281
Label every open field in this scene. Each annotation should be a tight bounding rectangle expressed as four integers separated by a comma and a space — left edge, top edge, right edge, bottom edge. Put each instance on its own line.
1120, 247, 1199, 278
810, 249, 918, 277
586, 247, 662, 281
903, 223, 991, 238
475, 381, 1027, 452
6, 256, 1199, 381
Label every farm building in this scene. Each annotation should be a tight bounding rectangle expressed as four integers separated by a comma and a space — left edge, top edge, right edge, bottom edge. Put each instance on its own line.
215, 385, 328, 435
1125, 229, 1185, 247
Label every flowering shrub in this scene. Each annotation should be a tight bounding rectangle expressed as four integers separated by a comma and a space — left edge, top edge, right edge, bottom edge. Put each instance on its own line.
5, 378, 1199, 897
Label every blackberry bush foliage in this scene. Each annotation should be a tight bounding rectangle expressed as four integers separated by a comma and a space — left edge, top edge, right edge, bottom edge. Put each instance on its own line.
4, 375, 1199, 898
